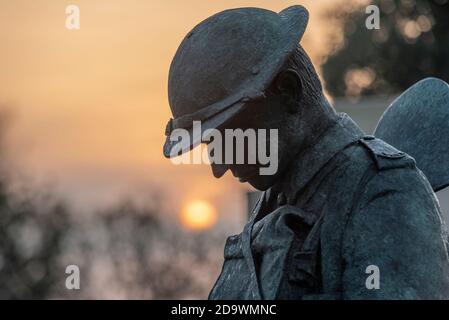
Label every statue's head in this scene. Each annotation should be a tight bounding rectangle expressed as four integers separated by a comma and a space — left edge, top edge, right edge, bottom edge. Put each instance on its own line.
163, 5, 336, 190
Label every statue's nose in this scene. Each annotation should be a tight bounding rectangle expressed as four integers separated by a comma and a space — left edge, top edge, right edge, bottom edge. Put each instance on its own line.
211, 163, 228, 178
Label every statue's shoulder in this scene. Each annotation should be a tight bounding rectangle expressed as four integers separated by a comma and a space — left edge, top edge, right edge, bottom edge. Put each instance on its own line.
358, 135, 416, 171
348, 136, 438, 213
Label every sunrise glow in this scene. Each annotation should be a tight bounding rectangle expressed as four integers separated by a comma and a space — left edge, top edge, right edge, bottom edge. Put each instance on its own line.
180, 200, 218, 231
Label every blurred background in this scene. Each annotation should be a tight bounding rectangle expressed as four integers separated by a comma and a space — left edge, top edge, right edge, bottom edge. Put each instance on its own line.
0, 0, 448, 299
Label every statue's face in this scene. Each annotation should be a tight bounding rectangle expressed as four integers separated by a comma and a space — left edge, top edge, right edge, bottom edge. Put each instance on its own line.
207, 95, 298, 191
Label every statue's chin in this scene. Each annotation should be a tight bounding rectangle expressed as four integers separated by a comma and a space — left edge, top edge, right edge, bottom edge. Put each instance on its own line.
245, 178, 274, 192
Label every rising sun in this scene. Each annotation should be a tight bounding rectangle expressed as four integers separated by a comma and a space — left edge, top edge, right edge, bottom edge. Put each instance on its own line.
180, 200, 218, 231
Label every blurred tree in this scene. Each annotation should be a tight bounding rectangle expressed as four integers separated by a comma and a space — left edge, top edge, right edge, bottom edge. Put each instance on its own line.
0, 185, 223, 299
0, 193, 70, 299
322, 0, 449, 98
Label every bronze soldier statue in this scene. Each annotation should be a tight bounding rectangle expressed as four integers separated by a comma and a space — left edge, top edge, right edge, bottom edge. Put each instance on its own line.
163, 5, 449, 299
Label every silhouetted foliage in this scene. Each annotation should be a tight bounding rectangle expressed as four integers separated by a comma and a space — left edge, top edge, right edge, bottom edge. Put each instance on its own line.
0, 186, 225, 299
0, 190, 70, 299
322, 0, 449, 98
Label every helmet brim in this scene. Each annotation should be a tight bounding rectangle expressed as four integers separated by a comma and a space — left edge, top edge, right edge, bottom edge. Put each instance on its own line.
163, 100, 246, 158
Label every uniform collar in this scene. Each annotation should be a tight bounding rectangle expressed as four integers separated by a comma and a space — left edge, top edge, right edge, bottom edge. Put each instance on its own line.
268, 113, 365, 206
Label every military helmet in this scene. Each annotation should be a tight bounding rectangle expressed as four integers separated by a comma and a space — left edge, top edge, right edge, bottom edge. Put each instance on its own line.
163, 5, 309, 158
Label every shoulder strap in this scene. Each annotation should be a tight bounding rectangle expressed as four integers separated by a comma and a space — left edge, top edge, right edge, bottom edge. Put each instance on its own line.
359, 136, 414, 170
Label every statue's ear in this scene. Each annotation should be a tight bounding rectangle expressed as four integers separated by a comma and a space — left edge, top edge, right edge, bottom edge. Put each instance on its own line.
274, 69, 302, 114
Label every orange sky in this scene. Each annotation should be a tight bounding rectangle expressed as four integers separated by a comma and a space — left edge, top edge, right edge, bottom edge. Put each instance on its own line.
0, 0, 365, 227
